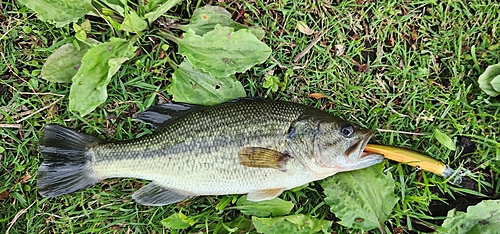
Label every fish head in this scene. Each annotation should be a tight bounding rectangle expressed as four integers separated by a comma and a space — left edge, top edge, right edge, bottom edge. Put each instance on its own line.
286, 113, 383, 177
313, 119, 383, 171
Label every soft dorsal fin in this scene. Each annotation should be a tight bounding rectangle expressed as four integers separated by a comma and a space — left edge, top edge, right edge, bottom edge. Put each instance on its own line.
132, 183, 195, 206
238, 147, 290, 171
133, 103, 205, 127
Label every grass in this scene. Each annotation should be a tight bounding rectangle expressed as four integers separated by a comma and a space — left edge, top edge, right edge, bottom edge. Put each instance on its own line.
1, 0, 500, 233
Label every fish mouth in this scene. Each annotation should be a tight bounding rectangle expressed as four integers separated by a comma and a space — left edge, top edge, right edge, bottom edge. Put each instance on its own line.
345, 132, 383, 162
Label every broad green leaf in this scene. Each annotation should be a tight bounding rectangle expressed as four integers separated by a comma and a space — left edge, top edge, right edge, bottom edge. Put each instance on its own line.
206, 216, 254, 234
226, 216, 254, 233
161, 211, 196, 230
69, 38, 136, 116
121, 10, 148, 33
320, 163, 398, 231
167, 60, 246, 105
102, 0, 125, 16
108, 57, 129, 76
144, 0, 183, 24
41, 39, 98, 83
178, 5, 265, 39
209, 216, 254, 234
252, 215, 332, 234
246, 27, 266, 41
178, 5, 230, 36
442, 200, 500, 234
491, 75, 500, 92
434, 129, 456, 151
19, 0, 93, 27
286, 215, 332, 233
478, 63, 500, 97
175, 25, 271, 77
232, 195, 294, 217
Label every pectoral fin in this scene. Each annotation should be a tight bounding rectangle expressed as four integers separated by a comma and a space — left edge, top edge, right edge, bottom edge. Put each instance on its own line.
247, 188, 285, 201
132, 183, 194, 206
238, 147, 290, 171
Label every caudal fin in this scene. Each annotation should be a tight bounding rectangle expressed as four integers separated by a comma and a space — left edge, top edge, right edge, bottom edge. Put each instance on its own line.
37, 124, 104, 197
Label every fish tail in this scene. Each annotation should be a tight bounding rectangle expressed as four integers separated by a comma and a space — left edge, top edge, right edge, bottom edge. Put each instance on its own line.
37, 124, 104, 197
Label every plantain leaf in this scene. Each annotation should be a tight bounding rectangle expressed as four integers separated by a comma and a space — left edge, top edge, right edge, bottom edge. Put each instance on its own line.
434, 129, 456, 151
101, 0, 125, 16
167, 60, 246, 105
223, 216, 254, 233
232, 195, 294, 217
19, 0, 93, 27
69, 38, 137, 116
442, 200, 500, 234
320, 163, 398, 231
161, 211, 196, 230
144, 0, 183, 24
121, 10, 148, 33
178, 5, 265, 39
491, 75, 500, 92
478, 63, 500, 97
175, 25, 271, 77
41, 39, 97, 83
252, 215, 332, 234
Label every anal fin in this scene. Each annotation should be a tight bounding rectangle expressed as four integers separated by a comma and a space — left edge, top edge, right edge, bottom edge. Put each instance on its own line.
247, 188, 285, 202
132, 183, 194, 206
238, 147, 289, 171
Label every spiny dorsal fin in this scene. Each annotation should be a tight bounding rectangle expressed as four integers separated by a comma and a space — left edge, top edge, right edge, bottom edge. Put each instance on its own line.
238, 147, 290, 171
133, 103, 205, 128
132, 183, 195, 206
133, 97, 264, 127
247, 188, 285, 201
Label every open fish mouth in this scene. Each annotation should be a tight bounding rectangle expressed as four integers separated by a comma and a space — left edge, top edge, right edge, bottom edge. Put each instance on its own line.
336, 131, 384, 172
345, 132, 383, 161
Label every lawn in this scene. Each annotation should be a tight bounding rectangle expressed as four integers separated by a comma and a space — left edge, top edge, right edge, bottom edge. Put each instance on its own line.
1, 0, 499, 233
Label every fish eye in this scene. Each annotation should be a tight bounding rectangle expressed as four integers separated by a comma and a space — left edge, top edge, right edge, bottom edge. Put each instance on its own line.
340, 125, 355, 138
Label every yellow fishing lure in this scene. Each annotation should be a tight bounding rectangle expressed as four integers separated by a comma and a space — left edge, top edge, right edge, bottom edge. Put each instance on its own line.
365, 144, 457, 179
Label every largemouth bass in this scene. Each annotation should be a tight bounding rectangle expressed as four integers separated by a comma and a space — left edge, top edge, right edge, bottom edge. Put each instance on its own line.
38, 98, 383, 206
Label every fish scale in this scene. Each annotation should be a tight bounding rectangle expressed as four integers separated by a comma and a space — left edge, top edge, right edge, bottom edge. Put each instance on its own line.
37, 98, 384, 205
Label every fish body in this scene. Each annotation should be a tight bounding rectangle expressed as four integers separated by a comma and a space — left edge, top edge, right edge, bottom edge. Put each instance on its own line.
38, 98, 383, 206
